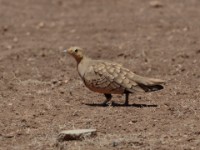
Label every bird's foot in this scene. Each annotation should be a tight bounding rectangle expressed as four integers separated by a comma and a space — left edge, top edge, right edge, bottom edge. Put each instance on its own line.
101, 102, 109, 107
124, 102, 129, 106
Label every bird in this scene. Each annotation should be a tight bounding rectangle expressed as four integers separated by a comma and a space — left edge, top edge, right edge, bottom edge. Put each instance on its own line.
67, 46, 165, 106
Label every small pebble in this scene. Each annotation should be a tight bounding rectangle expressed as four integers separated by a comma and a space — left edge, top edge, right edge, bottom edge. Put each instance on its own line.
150, 1, 163, 8
13, 37, 18, 43
37, 22, 45, 29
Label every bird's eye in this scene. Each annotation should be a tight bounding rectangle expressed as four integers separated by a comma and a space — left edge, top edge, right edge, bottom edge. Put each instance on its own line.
75, 49, 78, 53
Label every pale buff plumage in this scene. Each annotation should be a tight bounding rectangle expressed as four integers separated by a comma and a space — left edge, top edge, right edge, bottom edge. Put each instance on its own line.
67, 46, 165, 106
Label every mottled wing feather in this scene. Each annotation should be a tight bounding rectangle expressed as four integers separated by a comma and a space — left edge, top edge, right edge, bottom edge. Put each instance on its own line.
83, 63, 123, 93
92, 62, 144, 93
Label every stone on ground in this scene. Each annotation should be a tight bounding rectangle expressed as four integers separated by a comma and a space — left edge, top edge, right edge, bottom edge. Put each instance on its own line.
57, 129, 97, 141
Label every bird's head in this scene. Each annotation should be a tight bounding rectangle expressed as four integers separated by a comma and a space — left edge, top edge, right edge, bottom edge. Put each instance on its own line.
67, 46, 84, 63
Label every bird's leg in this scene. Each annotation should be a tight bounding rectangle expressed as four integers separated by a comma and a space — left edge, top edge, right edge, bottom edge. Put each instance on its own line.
103, 94, 112, 106
124, 92, 129, 106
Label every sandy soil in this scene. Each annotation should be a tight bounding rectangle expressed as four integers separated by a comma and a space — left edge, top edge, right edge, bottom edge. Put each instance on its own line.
0, 0, 200, 149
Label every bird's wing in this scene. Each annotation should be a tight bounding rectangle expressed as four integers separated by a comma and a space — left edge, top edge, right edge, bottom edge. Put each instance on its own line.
83, 62, 123, 93
85, 61, 145, 93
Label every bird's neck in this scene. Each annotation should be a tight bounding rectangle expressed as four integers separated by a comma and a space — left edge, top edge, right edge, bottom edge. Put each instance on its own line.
75, 56, 83, 64
77, 56, 91, 78
76, 56, 89, 65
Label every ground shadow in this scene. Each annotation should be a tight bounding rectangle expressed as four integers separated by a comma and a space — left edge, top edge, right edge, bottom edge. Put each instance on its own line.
84, 102, 157, 108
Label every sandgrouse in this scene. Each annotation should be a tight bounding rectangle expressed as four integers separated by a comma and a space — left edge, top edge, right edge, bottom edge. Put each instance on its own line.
67, 46, 165, 106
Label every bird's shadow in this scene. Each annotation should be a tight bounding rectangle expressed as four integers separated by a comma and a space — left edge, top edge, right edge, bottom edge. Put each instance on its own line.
83, 102, 157, 108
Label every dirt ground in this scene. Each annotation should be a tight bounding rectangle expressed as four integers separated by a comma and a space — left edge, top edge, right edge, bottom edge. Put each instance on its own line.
0, 0, 200, 149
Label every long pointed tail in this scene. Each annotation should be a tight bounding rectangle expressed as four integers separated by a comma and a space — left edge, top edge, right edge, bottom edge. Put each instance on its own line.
139, 84, 164, 92
133, 74, 165, 92
134, 75, 165, 85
